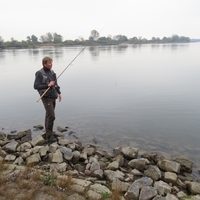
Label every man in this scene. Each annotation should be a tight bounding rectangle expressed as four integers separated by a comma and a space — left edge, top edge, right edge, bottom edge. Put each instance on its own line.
34, 56, 62, 143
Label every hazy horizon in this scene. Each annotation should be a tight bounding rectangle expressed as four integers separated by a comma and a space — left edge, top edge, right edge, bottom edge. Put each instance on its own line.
1, 0, 199, 42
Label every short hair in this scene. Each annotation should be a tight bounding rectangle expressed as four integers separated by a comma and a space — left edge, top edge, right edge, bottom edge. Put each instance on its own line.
42, 56, 53, 66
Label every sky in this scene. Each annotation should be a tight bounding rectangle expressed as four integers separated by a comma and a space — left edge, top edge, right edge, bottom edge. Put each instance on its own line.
0, 0, 200, 41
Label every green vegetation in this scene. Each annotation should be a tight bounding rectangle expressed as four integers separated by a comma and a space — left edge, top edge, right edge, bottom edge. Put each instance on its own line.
101, 191, 111, 198
0, 29, 193, 49
40, 173, 57, 186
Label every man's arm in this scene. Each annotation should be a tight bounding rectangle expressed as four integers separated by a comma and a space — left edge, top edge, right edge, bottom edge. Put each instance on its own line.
34, 71, 48, 90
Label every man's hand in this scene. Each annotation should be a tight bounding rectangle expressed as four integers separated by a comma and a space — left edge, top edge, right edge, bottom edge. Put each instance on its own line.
48, 81, 55, 87
58, 94, 62, 102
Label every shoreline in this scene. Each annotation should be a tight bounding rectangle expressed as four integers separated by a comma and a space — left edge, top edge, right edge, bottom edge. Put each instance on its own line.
0, 127, 200, 199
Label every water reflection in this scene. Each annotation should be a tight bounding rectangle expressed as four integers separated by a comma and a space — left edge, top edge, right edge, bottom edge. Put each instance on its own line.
88, 46, 100, 58
112, 45, 128, 53
88, 45, 129, 59
162, 43, 189, 50
28, 49, 40, 56
0, 50, 5, 59
41, 47, 64, 59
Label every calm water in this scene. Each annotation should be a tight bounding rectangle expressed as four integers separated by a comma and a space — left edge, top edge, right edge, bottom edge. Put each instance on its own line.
1, 43, 200, 168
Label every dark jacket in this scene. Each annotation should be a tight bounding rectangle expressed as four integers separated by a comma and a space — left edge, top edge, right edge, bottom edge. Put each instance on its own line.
34, 67, 61, 99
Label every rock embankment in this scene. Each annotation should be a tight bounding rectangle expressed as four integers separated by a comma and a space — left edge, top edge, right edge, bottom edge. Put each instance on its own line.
0, 128, 200, 200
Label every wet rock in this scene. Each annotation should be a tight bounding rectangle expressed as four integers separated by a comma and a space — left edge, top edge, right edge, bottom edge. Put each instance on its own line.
33, 125, 44, 130
173, 157, 193, 173
0, 132, 6, 140
57, 126, 68, 132
10, 130, 17, 133
121, 146, 139, 159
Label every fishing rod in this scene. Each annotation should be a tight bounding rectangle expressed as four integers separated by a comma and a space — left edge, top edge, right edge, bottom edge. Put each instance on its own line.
37, 46, 86, 102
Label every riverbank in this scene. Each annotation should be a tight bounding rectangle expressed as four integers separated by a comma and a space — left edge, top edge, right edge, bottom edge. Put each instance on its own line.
0, 127, 200, 200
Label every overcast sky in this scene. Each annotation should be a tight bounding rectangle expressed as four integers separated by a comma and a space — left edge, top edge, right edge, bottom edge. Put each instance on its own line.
0, 0, 199, 41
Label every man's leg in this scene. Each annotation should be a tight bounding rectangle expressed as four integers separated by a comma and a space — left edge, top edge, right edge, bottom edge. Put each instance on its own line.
42, 98, 57, 143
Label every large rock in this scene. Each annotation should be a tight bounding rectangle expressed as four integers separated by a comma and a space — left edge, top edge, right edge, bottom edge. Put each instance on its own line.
157, 159, 181, 173
186, 181, 200, 195
173, 157, 193, 173
144, 165, 161, 181
121, 146, 139, 159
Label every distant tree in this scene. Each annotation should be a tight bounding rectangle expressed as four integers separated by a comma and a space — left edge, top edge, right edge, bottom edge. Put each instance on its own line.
0, 36, 3, 42
142, 38, 148, 43
0, 36, 5, 49
88, 36, 94, 41
39, 35, 47, 43
179, 36, 190, 42
90, 30, 99, 41
39, 33, 52, 43
53, 33, 63, 43
97, 37, 108, 44
31, 35, 38, 43
113, 35, 128, 42
171, 34, 180, 43
27, 36, 31, 42
162, 37, 171, 43
129, 37, 138, 43
46, 32, 54, 43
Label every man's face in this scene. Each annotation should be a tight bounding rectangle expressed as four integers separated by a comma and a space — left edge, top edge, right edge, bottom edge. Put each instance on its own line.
44, 61, 52, 69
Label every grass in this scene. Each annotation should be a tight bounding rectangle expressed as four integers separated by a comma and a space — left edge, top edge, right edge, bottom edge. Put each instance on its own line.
101, 191, 111, 198
0, 160, 126, 200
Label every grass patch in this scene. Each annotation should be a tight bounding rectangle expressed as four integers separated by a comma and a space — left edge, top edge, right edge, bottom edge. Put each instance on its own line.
101, 191, 111, 198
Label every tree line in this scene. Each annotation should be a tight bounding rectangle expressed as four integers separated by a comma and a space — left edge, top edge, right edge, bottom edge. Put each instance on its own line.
0, 29, 192, 49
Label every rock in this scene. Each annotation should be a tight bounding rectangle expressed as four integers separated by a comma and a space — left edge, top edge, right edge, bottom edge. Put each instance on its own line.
186, 181, 200, 195
121, 146, 139, 159
165, 193, 179, 200
33, 125, 44, 130
3, 140, 19, 153
157, 159, 181, 173
164, 172, 178, 184
0, 132, 6, 140
4, 154, 16, 161
26, 153, 41, 165
173, 157, 193, 173
57, 126, 68, 132
144, 165, 161, 181
112, 178, 130, 192
31, 135, 47, 146
106, 160, 119, 170
139, 186, 157, 200
128, 158, 150, 170
154, 180, 171, 196
17, 142, 32, 152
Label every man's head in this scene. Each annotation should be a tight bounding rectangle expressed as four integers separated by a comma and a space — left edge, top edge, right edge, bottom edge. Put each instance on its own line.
42, 56, 53, 69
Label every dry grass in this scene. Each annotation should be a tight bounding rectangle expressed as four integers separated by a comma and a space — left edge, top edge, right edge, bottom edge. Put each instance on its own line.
0, 161, 125, 200
111, 188, 123, 200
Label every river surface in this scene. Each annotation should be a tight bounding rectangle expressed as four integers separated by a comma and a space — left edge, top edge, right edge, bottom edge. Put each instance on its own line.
0, 43, 200, 169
